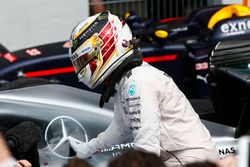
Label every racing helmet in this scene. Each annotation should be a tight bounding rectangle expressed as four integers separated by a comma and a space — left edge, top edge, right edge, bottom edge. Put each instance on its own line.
69, 11, 134, 89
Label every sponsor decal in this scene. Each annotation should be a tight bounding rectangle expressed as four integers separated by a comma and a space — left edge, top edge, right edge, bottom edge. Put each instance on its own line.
195, 62, 208, 70
97, 13, 108, 20
128, 103, 141, 108
124, 109, 141, 115
130, 126, 141, 131
73, 39, 78, 49
72, 34, 102, 61
101, 143, 135, 158
218, 147, 236, 155
25, 48, 42, 56
101, 142, 134, 152
196, 74, 209, 84
72, 15, 107, 53
112, 152, 123, 157
171, 26, 188, 32
128, 83, 136, 96
130, 118, 141, 122
128, 103, 140, 108
221, 19, 250, 35
125, 97, 140, 102
3, 53, 17, 62
79, 45, 92, 56
122, 39, 130, 47
79, 22, 99, 42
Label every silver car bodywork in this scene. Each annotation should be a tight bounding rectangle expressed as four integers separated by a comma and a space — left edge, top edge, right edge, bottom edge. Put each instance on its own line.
0, 85, 237, 167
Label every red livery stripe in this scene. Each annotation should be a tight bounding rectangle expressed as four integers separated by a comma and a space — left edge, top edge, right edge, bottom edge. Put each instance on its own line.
143, 54, 177, 63
24, 67, 75, 78
24, 54, 177, 77
159, 17, 185, 23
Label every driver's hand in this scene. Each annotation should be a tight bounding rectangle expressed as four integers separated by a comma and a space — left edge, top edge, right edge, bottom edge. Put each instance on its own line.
16, 160, 32, 167
68, 136, 96, 159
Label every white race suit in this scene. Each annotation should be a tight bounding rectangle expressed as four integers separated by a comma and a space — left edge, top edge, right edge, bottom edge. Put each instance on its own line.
88, 62, 219, 166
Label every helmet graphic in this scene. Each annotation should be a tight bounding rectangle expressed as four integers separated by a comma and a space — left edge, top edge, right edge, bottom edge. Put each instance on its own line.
69, 11, 134, 89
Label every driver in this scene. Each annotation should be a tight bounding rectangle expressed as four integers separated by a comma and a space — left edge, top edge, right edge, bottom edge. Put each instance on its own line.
68, 10, 220, 166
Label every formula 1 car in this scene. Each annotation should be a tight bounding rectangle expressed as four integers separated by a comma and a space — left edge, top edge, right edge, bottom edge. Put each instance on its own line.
125, 4, 250, 99
0, 84, 240, 167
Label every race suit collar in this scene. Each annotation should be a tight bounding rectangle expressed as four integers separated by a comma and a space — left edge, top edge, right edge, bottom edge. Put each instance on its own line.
99, 49, 142, 108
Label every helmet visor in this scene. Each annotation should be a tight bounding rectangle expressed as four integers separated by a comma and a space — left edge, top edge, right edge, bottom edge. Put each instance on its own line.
72, 52, 96, 74
72, 34, 102, 74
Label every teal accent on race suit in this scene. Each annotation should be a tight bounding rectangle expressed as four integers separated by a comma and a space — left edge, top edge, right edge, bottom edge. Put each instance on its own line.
128, 84, 136, 96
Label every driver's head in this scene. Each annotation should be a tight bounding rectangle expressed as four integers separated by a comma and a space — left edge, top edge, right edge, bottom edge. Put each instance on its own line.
69, 11, 134, 89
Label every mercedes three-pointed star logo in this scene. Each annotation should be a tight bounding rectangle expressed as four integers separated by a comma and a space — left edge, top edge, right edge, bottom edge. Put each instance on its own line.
45, 116, 88, 159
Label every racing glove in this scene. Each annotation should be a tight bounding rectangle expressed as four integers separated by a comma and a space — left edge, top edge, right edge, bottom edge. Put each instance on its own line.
68, 136, 97, 159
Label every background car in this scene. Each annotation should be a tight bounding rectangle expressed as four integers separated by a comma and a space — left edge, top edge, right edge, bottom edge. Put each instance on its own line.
126, 4, 250, 99
1, 4, 250, 100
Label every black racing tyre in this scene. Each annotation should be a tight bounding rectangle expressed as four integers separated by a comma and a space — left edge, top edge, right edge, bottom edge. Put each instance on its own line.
0, 78, 55, 91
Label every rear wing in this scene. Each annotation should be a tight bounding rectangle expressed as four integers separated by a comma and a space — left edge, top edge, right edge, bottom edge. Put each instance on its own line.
210, 38, 250, 69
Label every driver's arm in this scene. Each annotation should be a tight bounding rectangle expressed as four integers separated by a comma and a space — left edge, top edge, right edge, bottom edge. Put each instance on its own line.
123, 79, 161, 156
88, 102, 131, 151
69, 102, 131, 159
